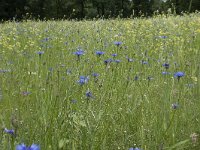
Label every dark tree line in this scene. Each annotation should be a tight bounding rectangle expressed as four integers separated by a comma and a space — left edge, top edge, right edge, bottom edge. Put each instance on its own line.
0, 0, 200, 20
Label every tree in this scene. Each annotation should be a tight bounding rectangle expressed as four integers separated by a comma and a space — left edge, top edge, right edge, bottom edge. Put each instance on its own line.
0, 0, 200, 20
190, 0, 200, 12
114, 0, 132, 17
0, 0, 8, 20
0, 0, 27, 20
150, 0, 162, 13
165, 0, 200, 14
131, 0, 151, 16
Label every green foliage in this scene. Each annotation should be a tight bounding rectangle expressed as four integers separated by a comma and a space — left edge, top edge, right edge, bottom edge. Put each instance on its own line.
1, 0, 200, 20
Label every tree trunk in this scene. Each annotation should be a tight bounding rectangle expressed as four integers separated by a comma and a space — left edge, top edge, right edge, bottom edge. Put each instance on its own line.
80, 0, 84, 18
97, 4, 100, 16
38, 0, 45, 19
101, 2, 105, 16
189, 0, 193, 12
121, 0, 124, 10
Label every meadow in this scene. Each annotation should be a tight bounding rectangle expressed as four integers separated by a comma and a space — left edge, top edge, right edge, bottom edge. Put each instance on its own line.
0, 13, 200, 150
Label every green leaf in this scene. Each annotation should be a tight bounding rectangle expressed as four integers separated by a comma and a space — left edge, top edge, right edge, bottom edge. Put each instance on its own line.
164, 139, 190, 150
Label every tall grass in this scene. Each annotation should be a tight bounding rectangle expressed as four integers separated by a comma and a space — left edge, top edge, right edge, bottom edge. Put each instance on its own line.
0, 13, 200, 150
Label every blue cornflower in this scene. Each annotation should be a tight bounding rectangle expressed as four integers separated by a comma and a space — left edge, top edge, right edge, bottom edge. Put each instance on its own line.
86, 91, 93, 98
162, 63, 170, 69
141, 60, 148, 64
115, 60, 121, 63
157, 35, 167, 39
129, 147, 141, 150
174, 72, 185, 81
111, 53, 117, 57
172, 103, 179, 109
96, 51, 105, 56
16, 143, 40, 150
114, 41, 122, 46
92, 73, 99, 83
41, 37, 50, 42
174, 72, 184, 77
77, 76, 89, 85
104, 58, 113, 65
92, 73, 99, 77
4, 128, 14, 135
73, 49, 84, 60
73, 49, 84, 56
36, 51, 44, 56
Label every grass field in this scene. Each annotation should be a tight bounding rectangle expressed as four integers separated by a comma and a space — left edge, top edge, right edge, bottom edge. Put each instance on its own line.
0, 13, 200, 150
